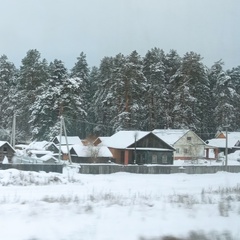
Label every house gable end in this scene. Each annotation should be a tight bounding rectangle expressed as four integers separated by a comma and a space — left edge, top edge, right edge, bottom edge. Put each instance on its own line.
235, 140, 240, 147
128, 133, 174, 150
174, 130, 205, 146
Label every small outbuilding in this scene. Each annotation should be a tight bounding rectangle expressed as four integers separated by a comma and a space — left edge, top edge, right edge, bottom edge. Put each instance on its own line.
0, 141, 15, 163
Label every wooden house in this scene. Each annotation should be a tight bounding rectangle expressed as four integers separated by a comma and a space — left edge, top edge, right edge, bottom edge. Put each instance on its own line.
47, 141, 113, 163
0, 141, 15, 163
68, 145, 113, 163
52, 136, 83, 146
153, 129, 206, 161
94, 131, 174, 165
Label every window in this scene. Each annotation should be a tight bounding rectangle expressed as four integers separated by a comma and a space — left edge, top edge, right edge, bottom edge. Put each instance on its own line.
184, 148, 188, 154
152, 154, 157, 164
162, 154, 168, 164
176, 148, 180, 153
187, 137, 192, 141
3, 147, 7, 153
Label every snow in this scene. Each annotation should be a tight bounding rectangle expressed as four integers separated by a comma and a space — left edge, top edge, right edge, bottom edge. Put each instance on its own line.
0, 140, 15, 151
153, 129, 189, 145
72, 145, 113, 158
2, 155, 9, 164
206, 132, 240, 149
28, 140, 49, 150
97, 130, 151, 149
173, 151, 240, 166
0, 168, 239, 240
53, 136, 83, 146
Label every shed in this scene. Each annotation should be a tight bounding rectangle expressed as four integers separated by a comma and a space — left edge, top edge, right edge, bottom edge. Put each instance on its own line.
0, 141, 15, 163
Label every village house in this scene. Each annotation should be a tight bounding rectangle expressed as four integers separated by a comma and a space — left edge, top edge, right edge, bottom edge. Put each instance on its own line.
152, 129, 206, 161
65, 144, 113, 163
52, 136, 83, 146
48, 136, 113, 163
94, 130, 174, 165
205, 131, 240, 159
0, 141, 15, 163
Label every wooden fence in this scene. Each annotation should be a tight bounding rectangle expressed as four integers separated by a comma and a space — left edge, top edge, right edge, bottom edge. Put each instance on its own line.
0, 163, 63, 173
1, 163, 240, 175
79, 164, 240, 174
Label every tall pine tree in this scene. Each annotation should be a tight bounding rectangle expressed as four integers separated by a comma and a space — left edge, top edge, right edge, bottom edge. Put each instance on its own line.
0, 55, 18, 141
17, 49, 49, 141
70, 52, 89, 138
30, 59, 86, 140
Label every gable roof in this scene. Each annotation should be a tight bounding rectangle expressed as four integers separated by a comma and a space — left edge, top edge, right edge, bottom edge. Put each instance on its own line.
0, 141, 15, 152
218, 131, 240, 141
53, 136, 83, 146
71, 145, 113, 158
152, 129, 190, 145
207, 132, 240, 149
27, 141, 49, 150
96, 131, 151, 149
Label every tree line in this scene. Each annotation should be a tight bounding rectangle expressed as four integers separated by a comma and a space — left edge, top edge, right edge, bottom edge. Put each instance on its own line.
0, 48, 239, 143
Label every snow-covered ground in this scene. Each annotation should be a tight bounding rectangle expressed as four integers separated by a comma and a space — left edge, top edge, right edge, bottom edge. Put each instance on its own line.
0, 168, 239, 240
174, 150, 240, 166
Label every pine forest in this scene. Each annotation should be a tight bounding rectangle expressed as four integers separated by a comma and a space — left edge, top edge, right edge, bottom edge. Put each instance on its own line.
0, 48, 239, 143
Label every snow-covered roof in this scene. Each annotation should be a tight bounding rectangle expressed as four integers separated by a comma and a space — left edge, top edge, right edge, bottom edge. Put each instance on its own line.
53, 136, 83, 146
71, 145, 113, 158
94, 136, 111, 147
97, 131, 151, 149
27, 150, 53, 155
222, 132, 240, 143
39, 154, 58, 162
0, 141, 15, 152
206, 131, 240, 149
206, 134, 240, 149
27, 141, 49, 150
56, 144, 113, 158
152, 129, 190, 145
58, 145, 72, 154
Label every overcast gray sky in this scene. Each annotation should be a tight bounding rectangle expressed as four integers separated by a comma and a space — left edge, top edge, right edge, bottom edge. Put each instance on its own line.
0, 0, 239, 69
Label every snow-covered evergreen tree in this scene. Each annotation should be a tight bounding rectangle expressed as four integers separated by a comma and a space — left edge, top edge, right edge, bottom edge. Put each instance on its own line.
143, 48, 167, 130
171, 52, 211, 136
30, 59, 86, 140
211, 61, 238, 130
87, 66, 100, 134
164, 50, 182, 128
0, 55, 18, 141
17, 49, 49, 141
112, 51, 147, 131
93, 56, 115, 136
70, 52, 89, 138
93, 51, 147, 134
227, 66, 240, 130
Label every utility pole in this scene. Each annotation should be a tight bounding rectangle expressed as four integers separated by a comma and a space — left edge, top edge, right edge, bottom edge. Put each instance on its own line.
134, 131, 138, 164
58, 116, 63, 162
224, 125, 229, 170
62, 116, 72, 164
11, 113, 16, 149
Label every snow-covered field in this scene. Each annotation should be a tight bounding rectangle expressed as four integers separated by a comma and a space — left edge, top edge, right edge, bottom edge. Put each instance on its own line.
0, 168, 240, 240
